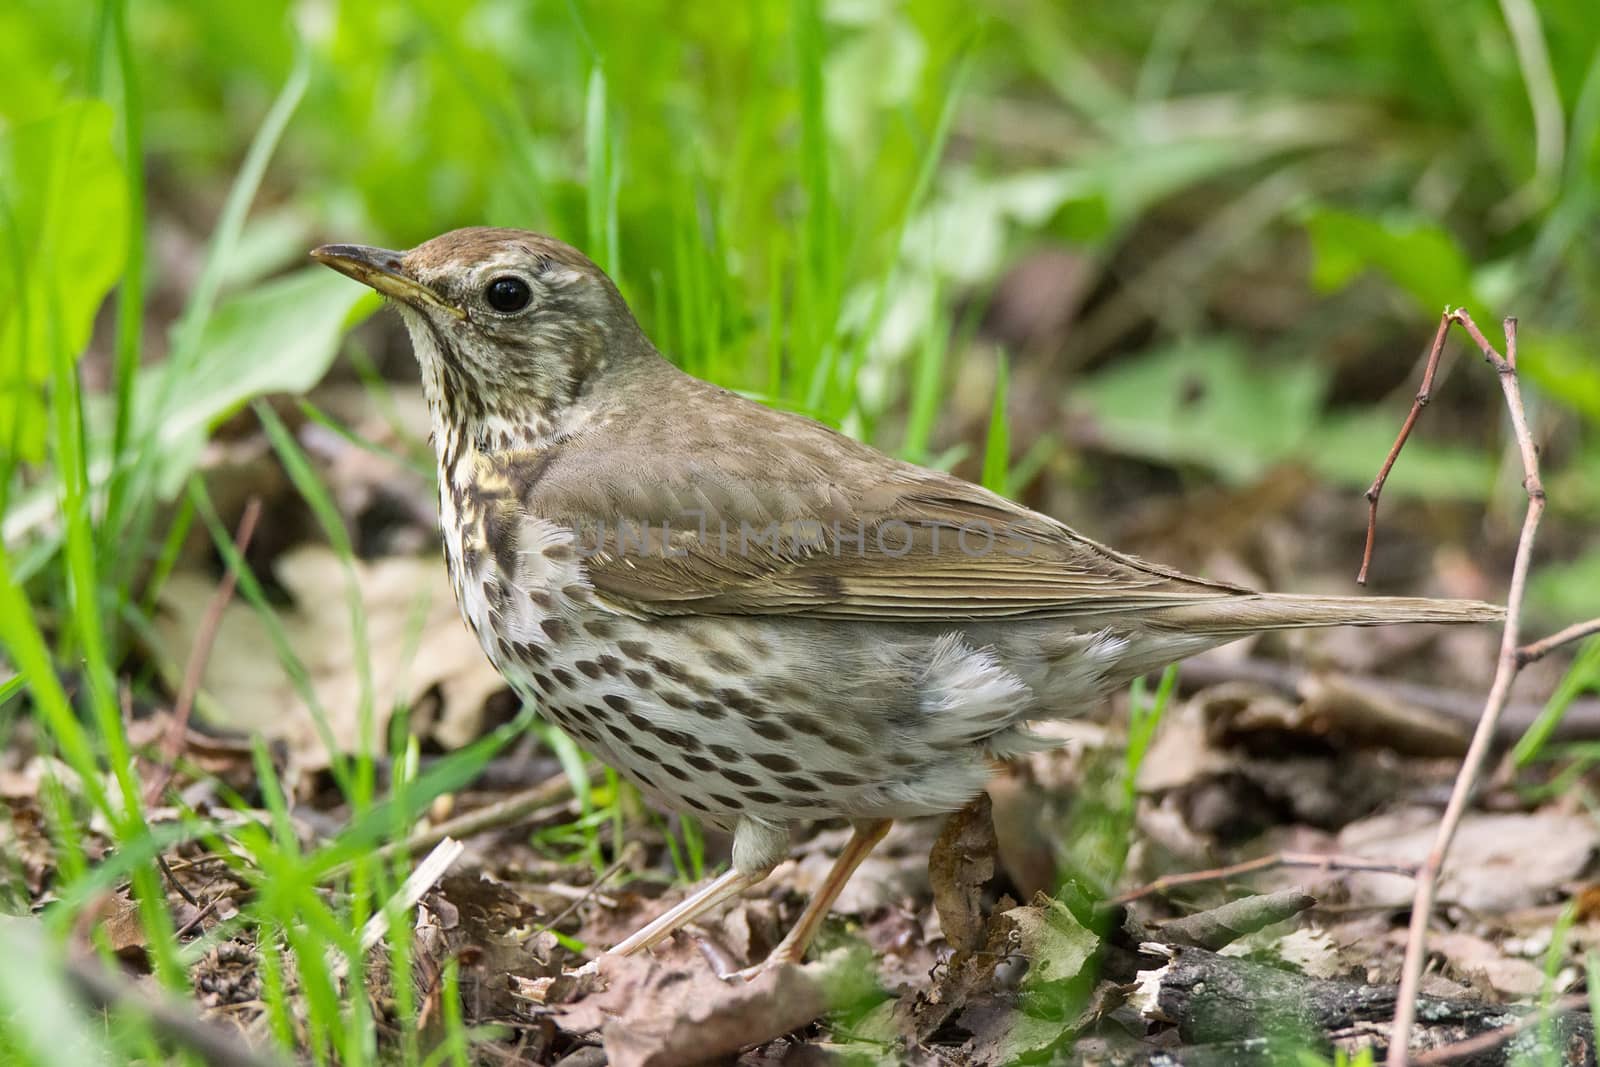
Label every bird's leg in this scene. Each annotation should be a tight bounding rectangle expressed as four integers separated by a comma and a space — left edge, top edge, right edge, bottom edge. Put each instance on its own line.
735, 818, 892, 980
608, 865, 774, 957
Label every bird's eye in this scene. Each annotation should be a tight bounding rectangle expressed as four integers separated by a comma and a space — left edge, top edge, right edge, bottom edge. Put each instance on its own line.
484, 275, 532, 313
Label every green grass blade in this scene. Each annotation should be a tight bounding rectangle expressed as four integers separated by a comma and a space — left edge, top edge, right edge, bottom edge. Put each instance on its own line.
99, 0, 148, 587
981, 353, 1011, 493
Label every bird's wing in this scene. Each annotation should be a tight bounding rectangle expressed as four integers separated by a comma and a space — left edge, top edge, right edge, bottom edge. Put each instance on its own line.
506, 407, 1250, 622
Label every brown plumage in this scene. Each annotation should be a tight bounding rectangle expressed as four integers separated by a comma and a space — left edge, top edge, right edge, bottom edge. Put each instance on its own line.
313, 227, 1502, 977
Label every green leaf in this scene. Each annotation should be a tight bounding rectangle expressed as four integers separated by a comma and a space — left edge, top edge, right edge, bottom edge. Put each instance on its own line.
0, 100, 127, 464
980, 896, 1101, 1059
1520, 331, 1600, 424
1008, 896, 1098, 989
982, 353, 1010, 493
1072, 338, 1495, 498
133, 268, 377, 496
1302, 206, 1485, 319
1070, 340, 1326, 484
1528, 551, 1600, 627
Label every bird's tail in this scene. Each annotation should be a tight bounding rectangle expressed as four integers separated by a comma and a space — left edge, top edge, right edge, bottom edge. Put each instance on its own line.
1139, 593, 1504, 636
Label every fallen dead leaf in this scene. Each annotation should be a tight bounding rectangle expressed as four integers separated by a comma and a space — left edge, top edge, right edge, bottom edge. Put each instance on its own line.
153, 547, 507, 771
1135, 693, 1233, 794
1429, 931, 1547, 999
1337, 808, 1600, 911
0, 797, 54, 899
1155, 888, 1315, 951
1272, 926, 1343, 979
553, 948, 869, 1067
95, 889, 151, 958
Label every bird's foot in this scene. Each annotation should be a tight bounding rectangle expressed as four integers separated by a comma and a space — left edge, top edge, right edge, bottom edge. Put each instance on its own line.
722, 950, 803, 983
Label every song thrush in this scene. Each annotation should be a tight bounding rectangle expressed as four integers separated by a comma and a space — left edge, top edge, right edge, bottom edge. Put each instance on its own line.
312, 229, 1501, 975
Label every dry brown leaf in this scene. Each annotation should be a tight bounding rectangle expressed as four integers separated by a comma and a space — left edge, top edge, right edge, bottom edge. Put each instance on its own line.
1272, 926, 1344, 979
1155, 888, 1315, 951
1, 797, 55, 897
96, 889, 150, 957
1135, 694, 1232, 793
1429, 931, 1547, 998
1337, 807, 1600, 911
553, 949, 860, 1067
153, 547, 506, 771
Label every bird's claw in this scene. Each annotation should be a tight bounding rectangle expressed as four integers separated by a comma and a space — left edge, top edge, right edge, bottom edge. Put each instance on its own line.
720, 954, 799, 982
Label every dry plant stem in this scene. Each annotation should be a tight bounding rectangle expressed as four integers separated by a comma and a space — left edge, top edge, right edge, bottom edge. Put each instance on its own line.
609, 867, 772, 956
1109, 851, 1416, 906
1518, 617, 1600, 665
1409, 992, 1588, 1064
534, 851, 631, 936
144, 496, 262, 806
357, 837, 464, 953
356, 770, 578, 873
1386, 313, 1540, 1066
157, 851, 202, 910
1357, 313, 1452, 585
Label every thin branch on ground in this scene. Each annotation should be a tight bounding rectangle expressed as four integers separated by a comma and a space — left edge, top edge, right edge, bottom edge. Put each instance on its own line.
1377, 310, 1550, 1066
1109, 851, 1416, 906
534, 847, 635, 936
143, 497, 262, 806
173, 897, 219, 940
157, 852, 202, 910
321, 770, 581, 882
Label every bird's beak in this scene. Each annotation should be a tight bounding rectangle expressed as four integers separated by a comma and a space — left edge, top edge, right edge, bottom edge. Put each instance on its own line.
309, 244, 465, 320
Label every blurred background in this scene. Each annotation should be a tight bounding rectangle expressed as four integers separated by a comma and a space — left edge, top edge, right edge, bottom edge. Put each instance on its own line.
3, 1, 1599, 1063
7, 0, 1599, 609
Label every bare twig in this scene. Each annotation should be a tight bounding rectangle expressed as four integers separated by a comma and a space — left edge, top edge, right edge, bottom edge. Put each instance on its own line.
357, 837, 464, 954
1383, 312, 1544, 1066
534, 848, 633, 936
1409, 992, 1588, 1064
1357, 313, 1453, 585
321, 770, 579, 883
1517, 617, 1600, 666
156, 852, 202, 910
1109, 851, 1416, 906
172, 897, 219, 940
143, 497, 262, 806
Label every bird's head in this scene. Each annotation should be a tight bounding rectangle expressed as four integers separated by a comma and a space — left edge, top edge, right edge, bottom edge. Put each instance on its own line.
312, 227, 645, 441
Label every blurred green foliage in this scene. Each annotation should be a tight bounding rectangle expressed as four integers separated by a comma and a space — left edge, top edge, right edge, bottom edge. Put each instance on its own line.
6, 0, 1599, 489
0, 101, 126, 468
2, 1, 1599, 1061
